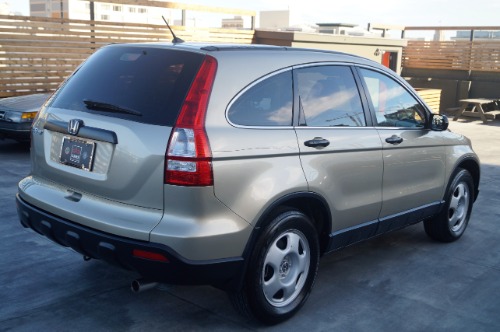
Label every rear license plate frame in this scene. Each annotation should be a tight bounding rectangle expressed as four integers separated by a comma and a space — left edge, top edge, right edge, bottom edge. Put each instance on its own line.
60, 136, 96, 171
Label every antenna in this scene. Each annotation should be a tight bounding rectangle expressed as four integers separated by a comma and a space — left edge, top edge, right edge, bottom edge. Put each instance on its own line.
162, 16, 185, 44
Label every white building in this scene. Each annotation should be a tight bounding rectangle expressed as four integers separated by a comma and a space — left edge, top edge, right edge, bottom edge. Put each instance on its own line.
259, 10, 316, 32
29, 0, 175, 24
222, 16, 244, 29
259, 10, 290, 30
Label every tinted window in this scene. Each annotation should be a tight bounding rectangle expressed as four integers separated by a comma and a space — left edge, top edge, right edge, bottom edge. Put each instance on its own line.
228, 71, 293, 126
359, 68, 426, 128
296, 66, 365, 127
51, 45, 205, 126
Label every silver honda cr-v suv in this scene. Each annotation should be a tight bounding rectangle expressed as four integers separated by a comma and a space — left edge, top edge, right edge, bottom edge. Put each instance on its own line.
17, 42, 480, 324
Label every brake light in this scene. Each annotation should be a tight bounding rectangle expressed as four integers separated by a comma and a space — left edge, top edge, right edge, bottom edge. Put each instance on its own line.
165, 56, 217, 186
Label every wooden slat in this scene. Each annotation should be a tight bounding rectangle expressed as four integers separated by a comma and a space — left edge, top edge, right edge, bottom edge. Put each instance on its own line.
0, 78, 64, 85
0, 72, 71, 79
1, 83, 61, 91
402, 39, 500, 72
416, 89, 441, 112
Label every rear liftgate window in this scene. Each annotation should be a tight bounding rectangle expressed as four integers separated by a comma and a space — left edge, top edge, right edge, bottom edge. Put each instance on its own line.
51, 46, 205, 126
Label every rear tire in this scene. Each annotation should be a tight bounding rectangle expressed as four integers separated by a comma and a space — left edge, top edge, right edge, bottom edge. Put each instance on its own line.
229, 209, 319, 324
424, 168, 474, 242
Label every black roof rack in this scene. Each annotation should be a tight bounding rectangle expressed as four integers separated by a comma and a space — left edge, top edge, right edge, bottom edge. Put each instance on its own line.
198, 44, 364, 60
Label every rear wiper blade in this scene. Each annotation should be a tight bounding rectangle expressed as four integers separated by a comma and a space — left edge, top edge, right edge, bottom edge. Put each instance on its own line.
83, 99, 142, 116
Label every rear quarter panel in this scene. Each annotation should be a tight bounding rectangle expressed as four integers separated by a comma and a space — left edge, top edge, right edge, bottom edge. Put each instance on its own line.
205, 51, 311, 225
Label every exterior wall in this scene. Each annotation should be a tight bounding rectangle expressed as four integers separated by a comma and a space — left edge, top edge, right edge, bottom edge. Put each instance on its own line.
30, 0, 69, 18
30, 0, 174, 24
255, 30, 407, 74
259, 10, 289, 30
89, 2, 173, 24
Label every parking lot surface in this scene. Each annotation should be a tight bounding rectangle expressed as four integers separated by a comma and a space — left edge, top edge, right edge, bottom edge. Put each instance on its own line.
1, 119, 499, 331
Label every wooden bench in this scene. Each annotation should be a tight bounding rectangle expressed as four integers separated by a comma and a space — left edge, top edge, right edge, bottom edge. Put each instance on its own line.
453, 98, 500, 123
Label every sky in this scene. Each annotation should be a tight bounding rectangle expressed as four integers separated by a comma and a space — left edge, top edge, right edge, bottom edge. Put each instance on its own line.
4, 0, 500, 28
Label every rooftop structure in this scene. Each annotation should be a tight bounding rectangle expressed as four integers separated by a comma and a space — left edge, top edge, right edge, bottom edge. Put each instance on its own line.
316, 23, 357, 34
454, 30, 500, 40
222, 16, 244, 29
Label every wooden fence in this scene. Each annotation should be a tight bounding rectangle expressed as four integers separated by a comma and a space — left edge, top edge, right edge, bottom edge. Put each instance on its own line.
5, 16, 499, 98
0, 14, 255, 97
403, 40, 500, 73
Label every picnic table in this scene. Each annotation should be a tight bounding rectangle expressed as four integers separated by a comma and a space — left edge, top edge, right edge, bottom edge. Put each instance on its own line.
453, 98, 500, 123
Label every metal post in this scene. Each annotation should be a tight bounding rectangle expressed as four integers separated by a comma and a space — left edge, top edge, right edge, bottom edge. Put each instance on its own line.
90, 1, 94, 21
90, 1, 95, 49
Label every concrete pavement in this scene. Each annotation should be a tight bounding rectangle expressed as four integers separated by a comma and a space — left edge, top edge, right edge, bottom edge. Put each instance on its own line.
0, 118, 499, 331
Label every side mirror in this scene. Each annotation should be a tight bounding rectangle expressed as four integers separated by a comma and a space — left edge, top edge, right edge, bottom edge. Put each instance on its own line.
430, 114, 449, 131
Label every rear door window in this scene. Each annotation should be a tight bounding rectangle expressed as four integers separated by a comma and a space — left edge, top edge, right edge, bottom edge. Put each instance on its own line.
296, 66, 366, 127
51, 45, 205, 126
227, 71, 293, 126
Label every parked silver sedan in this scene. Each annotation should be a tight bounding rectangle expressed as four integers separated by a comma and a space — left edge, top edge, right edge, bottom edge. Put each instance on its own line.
0, 93, 51, 142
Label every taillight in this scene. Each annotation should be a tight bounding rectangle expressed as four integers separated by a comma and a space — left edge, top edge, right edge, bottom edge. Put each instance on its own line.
165, 56, 217, 186
132, 249, 169, 263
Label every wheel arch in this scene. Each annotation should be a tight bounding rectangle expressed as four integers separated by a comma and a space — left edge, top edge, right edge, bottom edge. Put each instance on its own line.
453, 157, 480, 202
243, 192, 332, 260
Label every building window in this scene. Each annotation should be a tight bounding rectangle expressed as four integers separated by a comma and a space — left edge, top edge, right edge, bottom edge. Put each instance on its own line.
101, 4, 110, 11
129, 7, 136, 13
113, 5, 122, 12
101, 14, 109, 20
138, 8, 147, 14
30, 4, 46, 12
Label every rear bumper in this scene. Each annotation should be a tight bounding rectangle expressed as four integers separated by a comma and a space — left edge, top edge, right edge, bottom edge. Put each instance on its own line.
16, 194, 245, 291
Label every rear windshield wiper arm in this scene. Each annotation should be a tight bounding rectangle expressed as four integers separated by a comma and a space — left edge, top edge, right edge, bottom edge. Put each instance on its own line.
83, 99, 142, 116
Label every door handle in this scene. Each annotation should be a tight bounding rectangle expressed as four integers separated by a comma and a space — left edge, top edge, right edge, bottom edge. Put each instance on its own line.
385, 135, 403, 145
304, 137, 330, 148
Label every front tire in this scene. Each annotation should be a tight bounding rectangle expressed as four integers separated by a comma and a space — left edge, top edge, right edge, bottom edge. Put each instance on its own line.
230, 209, 320, 324
424, 168, 474, 242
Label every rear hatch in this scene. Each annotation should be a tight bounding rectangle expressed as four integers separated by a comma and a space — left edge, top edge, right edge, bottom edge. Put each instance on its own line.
27, 44, 205, 238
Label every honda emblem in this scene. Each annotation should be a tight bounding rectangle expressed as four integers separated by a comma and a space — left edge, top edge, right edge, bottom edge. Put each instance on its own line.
68, 119, 83, 135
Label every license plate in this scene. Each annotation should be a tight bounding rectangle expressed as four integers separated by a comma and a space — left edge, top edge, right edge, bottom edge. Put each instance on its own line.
60, 136, 95, 171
